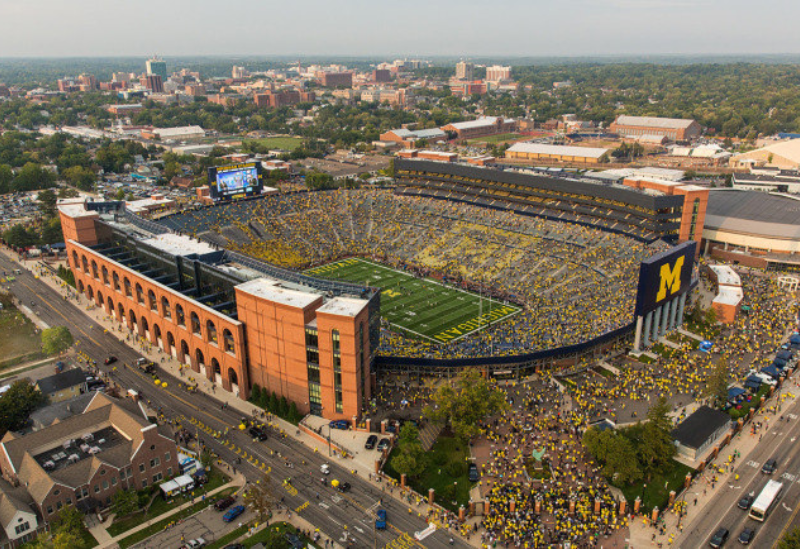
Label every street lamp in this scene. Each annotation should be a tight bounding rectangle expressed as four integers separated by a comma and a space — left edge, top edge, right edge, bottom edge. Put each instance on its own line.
324, 423, 332, 457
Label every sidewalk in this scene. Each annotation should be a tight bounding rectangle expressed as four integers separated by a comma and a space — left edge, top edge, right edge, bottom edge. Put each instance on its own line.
22, 258, 477, 545
627, 374, 800, 547
90, 471, 246, 549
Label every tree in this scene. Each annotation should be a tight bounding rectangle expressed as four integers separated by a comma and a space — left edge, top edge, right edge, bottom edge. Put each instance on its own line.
2, 223, 39, 248
41, 217, 64, 245
424, 369, 509, 442
778, 527, 800, 549
58, 186, 79, 199
705, 357, 729, 409
37, 189, 58, 217
635, 397, 676, 478
200, 450, 214, 470
29, 505, 88, 549
111, 489, 140, 517
115, 189, 126, 200
41, 326, 74, 355
390, 423, 426, 479
63, 166, 96, 191
0, 380, 46, 437
245, 472, 276, 524
583, 427, 642, 484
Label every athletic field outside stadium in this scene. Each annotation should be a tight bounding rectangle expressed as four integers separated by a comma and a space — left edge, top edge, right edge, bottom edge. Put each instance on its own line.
305, 258, 521, 344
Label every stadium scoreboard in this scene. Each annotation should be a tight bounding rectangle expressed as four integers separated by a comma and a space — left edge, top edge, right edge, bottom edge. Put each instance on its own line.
208, 162, 264, 200
634, 241, 697, 317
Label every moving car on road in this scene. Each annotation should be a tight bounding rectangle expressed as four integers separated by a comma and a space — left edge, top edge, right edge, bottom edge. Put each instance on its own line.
708, 527, 728, 548
375, 509, 387, 530
737, 527, 755, 545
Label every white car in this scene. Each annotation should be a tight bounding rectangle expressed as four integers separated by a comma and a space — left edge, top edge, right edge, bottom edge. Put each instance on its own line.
320, 463, 331, 475
183, 538, 206, 549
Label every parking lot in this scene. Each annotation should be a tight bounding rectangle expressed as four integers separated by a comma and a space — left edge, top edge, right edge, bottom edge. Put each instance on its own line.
131, 501, 250, 549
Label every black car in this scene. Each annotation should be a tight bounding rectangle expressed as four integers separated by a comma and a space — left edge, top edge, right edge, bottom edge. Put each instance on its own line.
336, 481, 351, 493
468, 463, 480, 482
104, 356, 117, 365
214, 496, 235, 511
738, 527, 755, 545
223, 545, 244, 549
762, 458, 778, 474
284, 534, 304, 549
365, 435, 378, 450
709, 527, 729, 548
377, 438, 391, 451
248, 426, 268, 441
737, 494, 754, 510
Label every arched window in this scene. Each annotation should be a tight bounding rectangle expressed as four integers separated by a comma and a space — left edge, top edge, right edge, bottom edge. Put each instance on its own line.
81, 256, 88, 273
87, 285, 94, 300
72, 251, 79, 270
176, 304, 185, 327
206, 320, 217, 345
161, 297, 171, 319
195, 349, 205, 366
148, 289, 157, 312
101, 266, 109, 285
135, 283, 144, 305
113, 272, 120, 292
117, 302, 124, 320
228, 368, 238, 386
124, 278, 132, 298
212, 359, 221, 375
91, 260, 98, 279
223, 329, 235, 355
78, 280, 84, 293
190, 312, 201, 336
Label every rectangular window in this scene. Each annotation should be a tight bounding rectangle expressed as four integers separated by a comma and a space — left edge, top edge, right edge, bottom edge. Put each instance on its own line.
94, 485, 100, 494
167, 467, 173, 477
305, 327, 318, 349
141, 479, 148, 488
111, 477, 117, 486
150, 457, 160, 468
165, 452, 171, 462
139, 464, 145, 473
57, 501, 63, 509
47, 506, 53, 515
306, 348, 319, 364
102, 480, 109, 490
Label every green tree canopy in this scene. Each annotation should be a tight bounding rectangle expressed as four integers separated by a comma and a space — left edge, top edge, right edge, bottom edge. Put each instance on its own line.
0, 380, 46, 437
423, 369, 509, 442
41, 326, 74, 355
778, 527, 800, 549
390, 423, 427, 479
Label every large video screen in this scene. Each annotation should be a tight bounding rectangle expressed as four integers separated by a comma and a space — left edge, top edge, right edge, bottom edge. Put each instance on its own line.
208, 163, 262, 199
634, 241, 697, 317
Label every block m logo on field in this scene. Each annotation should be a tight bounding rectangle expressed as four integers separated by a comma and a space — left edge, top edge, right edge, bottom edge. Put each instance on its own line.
656, 256, 685, 302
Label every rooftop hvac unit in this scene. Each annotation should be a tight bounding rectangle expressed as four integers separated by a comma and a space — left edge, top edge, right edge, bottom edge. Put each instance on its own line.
88, 446, 101, 454
62, 439, 74, 449
43, 461, 55, 469
81, 433, 94, 442
98, 438, 106, 445
80, 444, 91, 453
67, 454, 80, 463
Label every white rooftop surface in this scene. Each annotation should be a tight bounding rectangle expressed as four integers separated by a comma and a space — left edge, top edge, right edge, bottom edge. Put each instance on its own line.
448, 116, 511, 130
614, 115, 696, 130
153, 125, 205, 137
236, 278, 321, 309
709, 265, 742, 287
317, 297, 368, 317
507, 142, 609, 159
140, 233, 217, 257
713, 286, 744, 307
634, 167, 685, 181
125, 197, 175, 212
58, 203, 99, 219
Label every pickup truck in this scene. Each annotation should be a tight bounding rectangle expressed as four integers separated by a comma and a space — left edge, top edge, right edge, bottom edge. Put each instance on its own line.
136, 358, 156, 374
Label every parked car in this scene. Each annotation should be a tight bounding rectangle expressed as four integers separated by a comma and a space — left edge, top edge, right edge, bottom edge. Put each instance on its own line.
377, 438, 391, 451
468, 463, 480, 482
223, 505, 245, 522
709, 527, 728, 548
214, 496, 235, 511
104, 356, 117, 365
762, 458, 778, 474
375, 509, 387, 530
329, 419, 349, 430
738, 527, 755, 545
365, 435, 378, 450
248, 426, 268, 441
182, 538, 206, 549
284, 534, 304, 549
223, 545, 244, 549
737, 494, 754, 510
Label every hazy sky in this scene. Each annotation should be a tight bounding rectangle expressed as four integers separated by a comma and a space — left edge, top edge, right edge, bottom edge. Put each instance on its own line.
2, 0, 800, 57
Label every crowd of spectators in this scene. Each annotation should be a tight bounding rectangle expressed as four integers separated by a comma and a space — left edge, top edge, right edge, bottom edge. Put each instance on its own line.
160, 189, 666, 360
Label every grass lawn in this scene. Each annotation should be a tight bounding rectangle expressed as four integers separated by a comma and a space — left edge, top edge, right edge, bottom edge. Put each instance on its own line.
0, 305, 44, 370
108, 468, 229, 536
466, 133, 521, 145
305, 258, 520, 344
384, 434, 472, 512
245, 137, 304, 151
613, 460, 694, 512
116, 487, 236, 549
78, 525, 99, 548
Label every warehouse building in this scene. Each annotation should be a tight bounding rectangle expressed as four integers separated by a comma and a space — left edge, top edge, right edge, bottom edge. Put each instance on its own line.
609, 115, 702, 141
505, 143, 610, 164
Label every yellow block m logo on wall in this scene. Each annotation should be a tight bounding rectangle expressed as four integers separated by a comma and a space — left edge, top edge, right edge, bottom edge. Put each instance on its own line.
656, 256, 684, 302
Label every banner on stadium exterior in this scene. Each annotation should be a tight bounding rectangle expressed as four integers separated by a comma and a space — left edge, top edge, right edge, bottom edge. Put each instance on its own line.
634, 241, 697, 317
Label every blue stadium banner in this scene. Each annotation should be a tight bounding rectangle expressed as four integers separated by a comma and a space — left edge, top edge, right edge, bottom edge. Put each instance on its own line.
634, 241, 697, 317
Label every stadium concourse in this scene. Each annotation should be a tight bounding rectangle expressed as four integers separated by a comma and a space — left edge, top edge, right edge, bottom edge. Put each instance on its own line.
159, 188, 667, 361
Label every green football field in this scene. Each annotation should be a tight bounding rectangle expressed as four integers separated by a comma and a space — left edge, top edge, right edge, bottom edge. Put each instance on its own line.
305, 258, 520, 344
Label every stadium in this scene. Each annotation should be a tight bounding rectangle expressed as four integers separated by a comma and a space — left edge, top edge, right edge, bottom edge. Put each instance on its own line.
59, 159, 705, 419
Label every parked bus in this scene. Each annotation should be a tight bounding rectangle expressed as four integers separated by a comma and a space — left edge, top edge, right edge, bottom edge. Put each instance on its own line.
749, 480, 784, 521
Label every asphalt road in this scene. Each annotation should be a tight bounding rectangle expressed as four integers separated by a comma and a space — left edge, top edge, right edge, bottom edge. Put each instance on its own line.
2, 255, 467, 549
680, 392, 800, 548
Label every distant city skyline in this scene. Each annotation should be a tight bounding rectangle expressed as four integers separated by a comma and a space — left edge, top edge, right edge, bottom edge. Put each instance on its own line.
1, 0, 799, 58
